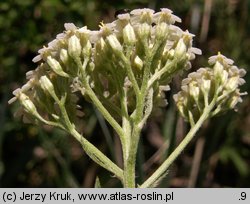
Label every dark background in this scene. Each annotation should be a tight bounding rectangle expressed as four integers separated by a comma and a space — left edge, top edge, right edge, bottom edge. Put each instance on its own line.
0, 0, 249, 187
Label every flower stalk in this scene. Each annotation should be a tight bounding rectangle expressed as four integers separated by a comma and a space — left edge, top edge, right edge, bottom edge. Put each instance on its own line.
140, 90, 219, 188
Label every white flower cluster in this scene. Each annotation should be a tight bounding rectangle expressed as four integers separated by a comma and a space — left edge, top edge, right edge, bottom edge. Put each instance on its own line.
9, 8, 201, 122
173, 53, 247, 122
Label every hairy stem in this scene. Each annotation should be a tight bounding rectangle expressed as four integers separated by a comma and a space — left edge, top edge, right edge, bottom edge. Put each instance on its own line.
123, 124, 141, 188
70, 128, 124, 182
56, 95, 124, 182
140, 95, 217, 188
76, 57, 126, 146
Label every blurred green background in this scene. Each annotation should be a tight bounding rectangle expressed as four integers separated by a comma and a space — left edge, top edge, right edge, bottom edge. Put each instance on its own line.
0, 0, 249, 187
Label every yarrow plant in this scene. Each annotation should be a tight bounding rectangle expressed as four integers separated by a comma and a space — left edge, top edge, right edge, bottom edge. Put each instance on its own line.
9, 8, 246, 187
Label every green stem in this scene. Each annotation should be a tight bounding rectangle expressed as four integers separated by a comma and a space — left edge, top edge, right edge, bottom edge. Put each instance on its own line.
70, 128, 124, 182
121, 54, 140, 98
140, 96, 217, 188
147, 59, 177, 90
76, 57, 126, 145
123, 41, 163, 187
123, 124, 141, 188
111, 62, 131, 161
55, 95, 124, 183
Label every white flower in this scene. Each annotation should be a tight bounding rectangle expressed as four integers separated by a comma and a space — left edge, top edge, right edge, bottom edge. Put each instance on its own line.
39, 75, 55, 96
201, 78, 211, 93
225, 76, 240, 91
130, 8, 154, 16
56, 32, 66, 40
68, 35, 82, 58
138, 23, 151, 38
32, 55, 42, 63
117, 13, 130, 20
64, 23, 77, 31
189, 47, 202, 55
155, 22, 168, 40
18, 93, 38, 116
134, 56, 143, 70
89, 30, 101, 43
106, 34, 123, 53
189, 82, 200, 99
82, 40, 92, 58
153, 8, 181, 24
221, 70, 229, 85
208, 53, 234, 65
130, 8, 154, 25
47, 56, 69, 77
159, 85, 170, 92
175, 38, 187, 58
48, 39, 59, 50
60, 49, 69, 65
214, 61, 224, 78
123, 23, 136, 45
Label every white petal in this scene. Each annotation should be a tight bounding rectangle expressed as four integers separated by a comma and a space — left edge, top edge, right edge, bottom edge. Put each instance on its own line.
64, 23, 76, 30
48, 39, 58, 49
190, 47, 202, 55
8, 97, 17, 104
159, 85, 170, 91
32, 55, 42, 63
171, 14, 182, 23
224, 57, 234, 65
130, 8, 154, 16
117, 13, 130, 20
208, 55, 217, 65
182, 78, 191, 85
13, 88, 21, 96
26, 71, 34, 79
56, 33, 66, 39
239, 69, 246, 77
160, 8, 173, 14
38, 47, 48, 54
238, 78, 246, 85
78, 26, 89, 33
89, 30, 101, 43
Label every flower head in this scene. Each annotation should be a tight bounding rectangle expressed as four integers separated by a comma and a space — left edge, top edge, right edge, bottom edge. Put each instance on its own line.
174, 53, 246, 122
10, 8, 202, 123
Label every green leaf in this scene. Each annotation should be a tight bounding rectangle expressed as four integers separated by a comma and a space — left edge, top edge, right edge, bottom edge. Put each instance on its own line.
94, 176, 101, 188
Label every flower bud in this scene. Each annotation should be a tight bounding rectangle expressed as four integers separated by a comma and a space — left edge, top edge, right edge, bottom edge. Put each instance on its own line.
177, 103, 187, 119
227, 94, 240, 109
201, 78, 211, 93
138, 23, 151, 38
155, 22, 168, 40
106, 34, 123, 54
82, 40, 92, 58
174, 93, 188, 120
60, 49, 69, 65
225, 76, 239, 91
134, 56, 143, 70
123, 23, 136, 45
47, 56, 69, 77
189, 82, 199, 99
68, 35, 82, 58
95, 37, 108, 56
213, 61, 224, 81
39, 75, 55, 97
168, 49, 175, 59
19, 93, 38, 116
175, 38, 187, 58
221, 70, 229, 86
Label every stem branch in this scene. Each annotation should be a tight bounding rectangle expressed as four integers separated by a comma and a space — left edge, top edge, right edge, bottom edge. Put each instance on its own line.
140, 96, 217, 188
